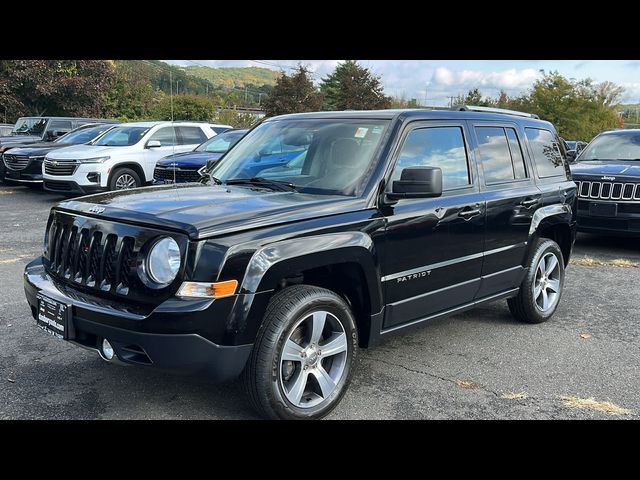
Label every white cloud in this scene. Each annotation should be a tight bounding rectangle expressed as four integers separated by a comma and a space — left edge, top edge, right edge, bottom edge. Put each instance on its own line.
431, 67, 540, 91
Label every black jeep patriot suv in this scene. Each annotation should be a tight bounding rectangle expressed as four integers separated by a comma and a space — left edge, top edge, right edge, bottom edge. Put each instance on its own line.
24, 107, 577, 419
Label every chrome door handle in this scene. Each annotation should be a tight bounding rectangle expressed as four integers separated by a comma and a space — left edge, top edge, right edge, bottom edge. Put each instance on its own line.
459, 208, 482, 219
520, 198, 539, 207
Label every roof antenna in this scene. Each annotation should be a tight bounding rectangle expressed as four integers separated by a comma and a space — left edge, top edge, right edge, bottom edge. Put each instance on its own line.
169, 68, 176, 187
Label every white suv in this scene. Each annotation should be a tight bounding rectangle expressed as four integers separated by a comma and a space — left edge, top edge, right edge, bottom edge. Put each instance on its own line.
42, 121, 225, 195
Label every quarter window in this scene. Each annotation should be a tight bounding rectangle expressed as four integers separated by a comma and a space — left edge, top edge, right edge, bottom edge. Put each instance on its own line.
391, 126, 470, 190
177, 126, 207, 145
525, 128, 565, 178
148, 127, 179, 146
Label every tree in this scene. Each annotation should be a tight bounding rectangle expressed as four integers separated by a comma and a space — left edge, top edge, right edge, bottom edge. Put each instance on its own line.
104, 60, 163, 120
453, 88, 492, 107
262, 65, 324, 117
149, 94, 217, 121
320, 60, 391, 110
0, 60, 114, 121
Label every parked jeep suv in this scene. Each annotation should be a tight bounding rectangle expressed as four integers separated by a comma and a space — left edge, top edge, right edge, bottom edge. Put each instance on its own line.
570, 129, 640, 235
23, 107, 577, 419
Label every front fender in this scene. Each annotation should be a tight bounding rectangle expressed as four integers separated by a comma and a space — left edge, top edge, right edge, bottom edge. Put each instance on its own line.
226, 232, 383, 344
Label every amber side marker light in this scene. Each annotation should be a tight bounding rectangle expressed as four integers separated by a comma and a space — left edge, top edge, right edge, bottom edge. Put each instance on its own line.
176, 279, 239, 299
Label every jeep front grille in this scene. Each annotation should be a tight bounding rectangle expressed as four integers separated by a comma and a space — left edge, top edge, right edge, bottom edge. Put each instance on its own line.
47, 221, 136, 295
575, 180, 640, 201
44, 159, 78, 176
154, 166, 202, 183
3, 154, 30, 171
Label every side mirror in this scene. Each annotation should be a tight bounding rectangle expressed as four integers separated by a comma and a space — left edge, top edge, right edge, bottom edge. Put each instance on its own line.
146, 140, 161, 149
388, 166, 443, 200
566, 150, 577, 162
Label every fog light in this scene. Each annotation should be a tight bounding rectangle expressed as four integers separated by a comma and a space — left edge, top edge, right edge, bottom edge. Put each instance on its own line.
87, 172, 101, 183
101, 339, 114, 360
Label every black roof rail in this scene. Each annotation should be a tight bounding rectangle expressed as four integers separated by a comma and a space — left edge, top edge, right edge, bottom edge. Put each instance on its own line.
453, 105, 540, 119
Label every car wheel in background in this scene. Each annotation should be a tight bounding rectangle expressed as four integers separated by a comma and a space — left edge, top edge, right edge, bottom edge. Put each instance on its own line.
109, 168, 141, 191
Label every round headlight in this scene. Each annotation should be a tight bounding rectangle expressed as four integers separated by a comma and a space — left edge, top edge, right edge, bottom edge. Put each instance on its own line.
146, 237, 181, 286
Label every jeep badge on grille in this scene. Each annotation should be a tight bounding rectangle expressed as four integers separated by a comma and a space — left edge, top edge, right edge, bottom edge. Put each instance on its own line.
602, 176, 616, 181
88, 205, 105, 214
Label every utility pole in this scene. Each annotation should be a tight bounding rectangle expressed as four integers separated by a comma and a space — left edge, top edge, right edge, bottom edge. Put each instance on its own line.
423, 84, 428, 108
448, 96, 456, 108
169, 69, 174, 122
244, 86, 248, 104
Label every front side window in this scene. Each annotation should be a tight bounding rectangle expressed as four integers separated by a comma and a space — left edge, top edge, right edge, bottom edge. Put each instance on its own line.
391, 126, 470, 190
94, 126, 150, 146
212, 119, 389, 196
148, 127, 179, 146
177, 126, 207, 145
525, 128, 565, 177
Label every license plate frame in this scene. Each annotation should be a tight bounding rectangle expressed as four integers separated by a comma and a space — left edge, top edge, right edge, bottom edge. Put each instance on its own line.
589, 202, 617, 217
36, 293, 70, 340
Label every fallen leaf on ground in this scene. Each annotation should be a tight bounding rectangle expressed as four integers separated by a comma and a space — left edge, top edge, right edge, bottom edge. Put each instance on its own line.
579, 333, 592, 339
571, 256, 638, 268
560, 395, 632, 416
502, 392, 528, 400
456, 380, 481, 389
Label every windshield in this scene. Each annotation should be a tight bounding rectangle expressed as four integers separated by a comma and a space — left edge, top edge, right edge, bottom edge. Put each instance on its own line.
196, 131, 245, 153
578, 133, 640, 161
12, 117, 48, 136
55, 125, 113, 145
93, 126, 150, 146
211, 119, 389, 196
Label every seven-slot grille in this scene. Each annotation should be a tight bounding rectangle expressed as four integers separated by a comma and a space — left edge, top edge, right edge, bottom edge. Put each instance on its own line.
44, 158, 79, 176
574, 180, 640, 201
46, 220, 137, 296
3, 154, 30, 171
154, 166, 201, 183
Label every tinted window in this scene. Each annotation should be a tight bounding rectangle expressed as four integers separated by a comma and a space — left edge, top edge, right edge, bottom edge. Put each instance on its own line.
505, 128, 527, 179
392, 126, 470, 190
198, 131, 244, 153
148, 127, 178, 146
476, 127, 514, 184
177, 126, 207, 145
525, 128, 565, 177
48, 120, 72, 132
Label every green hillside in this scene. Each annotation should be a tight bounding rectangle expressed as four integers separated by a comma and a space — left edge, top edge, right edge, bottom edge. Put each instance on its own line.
183, 66, 281, 88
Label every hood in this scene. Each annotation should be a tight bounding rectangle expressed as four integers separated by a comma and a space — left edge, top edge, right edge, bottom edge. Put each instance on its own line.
156, 151, 224, 168
570, 160, 640, 179
45, 144, 116, 159
0, 134, 42, 148
5, 142, 73, 157
55, 183, 362, 239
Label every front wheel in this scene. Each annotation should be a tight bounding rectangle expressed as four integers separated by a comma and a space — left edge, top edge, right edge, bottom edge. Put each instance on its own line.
109, 167, 141, 191
508, 238, 565, 324
243, 285, 358, 420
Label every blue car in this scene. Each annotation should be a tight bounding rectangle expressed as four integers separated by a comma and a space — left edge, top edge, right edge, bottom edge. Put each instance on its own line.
153, 129, 247, 184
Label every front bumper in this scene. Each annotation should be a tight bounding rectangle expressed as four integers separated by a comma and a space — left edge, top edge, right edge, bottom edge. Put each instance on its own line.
577, 199, 640, 236
43, 179, 106, 196
23, 257, 253, 382
2, 158, 43, 183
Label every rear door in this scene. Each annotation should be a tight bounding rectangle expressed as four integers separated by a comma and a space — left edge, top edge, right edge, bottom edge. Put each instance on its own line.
470, 122, 542, 298
381, 121, 486, 329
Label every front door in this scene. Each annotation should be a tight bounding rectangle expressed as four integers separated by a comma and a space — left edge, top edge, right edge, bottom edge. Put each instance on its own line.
381, 122, 485, 330
144, 126, 190, 180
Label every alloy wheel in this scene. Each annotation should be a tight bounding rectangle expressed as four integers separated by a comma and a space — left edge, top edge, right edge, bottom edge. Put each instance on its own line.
532, 252, 561, 313
115, 174, 137, 190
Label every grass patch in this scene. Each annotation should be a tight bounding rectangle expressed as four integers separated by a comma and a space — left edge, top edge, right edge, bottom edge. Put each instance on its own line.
560, 395, 632, 416
455, 380, 482, 390
571, 256, 638, 268
502, 392, 528, 400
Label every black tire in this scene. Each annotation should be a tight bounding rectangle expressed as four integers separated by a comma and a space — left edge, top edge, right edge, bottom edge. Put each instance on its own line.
243, 285, 358, 420
108, 167, 141, 191
508, 238, 565, 324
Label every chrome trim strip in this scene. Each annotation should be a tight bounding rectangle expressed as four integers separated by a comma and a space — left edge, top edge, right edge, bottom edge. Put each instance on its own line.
381, 243, 525, 282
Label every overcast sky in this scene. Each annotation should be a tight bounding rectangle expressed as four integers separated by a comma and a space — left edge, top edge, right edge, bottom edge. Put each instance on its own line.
165, 60, 640, 106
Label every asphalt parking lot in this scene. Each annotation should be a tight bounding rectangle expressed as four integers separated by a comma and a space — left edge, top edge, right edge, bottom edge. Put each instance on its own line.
0, 183, 638, 420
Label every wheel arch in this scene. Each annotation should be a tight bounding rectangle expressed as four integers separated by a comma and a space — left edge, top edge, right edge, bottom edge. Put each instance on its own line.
108, 162, 146, 185
528, 204, 574, 266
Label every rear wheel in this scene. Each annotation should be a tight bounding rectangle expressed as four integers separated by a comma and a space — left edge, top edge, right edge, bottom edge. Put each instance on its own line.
109, 168, 141, 191
243, 285, 358, 420
508, 238, 565, 324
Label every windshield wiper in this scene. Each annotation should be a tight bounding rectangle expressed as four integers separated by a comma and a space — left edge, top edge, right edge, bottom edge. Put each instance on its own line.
225, 177, 297, 192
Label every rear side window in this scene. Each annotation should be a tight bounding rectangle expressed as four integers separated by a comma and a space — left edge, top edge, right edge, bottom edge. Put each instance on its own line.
177, 126, 207, 145
48, 120, 72, 132
525, 128, 565, 178
392, 126, 470, 190
475, 126, 528, 184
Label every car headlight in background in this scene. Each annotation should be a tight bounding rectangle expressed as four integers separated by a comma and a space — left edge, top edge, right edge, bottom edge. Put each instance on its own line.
143, 237, 181, 287
77, 156, 110, 164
